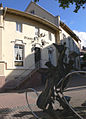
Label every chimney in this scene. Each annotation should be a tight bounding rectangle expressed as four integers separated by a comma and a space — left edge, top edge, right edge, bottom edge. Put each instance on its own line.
57, 16, 60, 27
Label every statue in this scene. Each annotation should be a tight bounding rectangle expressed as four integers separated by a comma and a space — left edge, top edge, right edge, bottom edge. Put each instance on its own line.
36, 43, 75, 111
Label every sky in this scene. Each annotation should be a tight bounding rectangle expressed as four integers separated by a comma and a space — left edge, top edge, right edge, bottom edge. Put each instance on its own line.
0, 0, 86, 47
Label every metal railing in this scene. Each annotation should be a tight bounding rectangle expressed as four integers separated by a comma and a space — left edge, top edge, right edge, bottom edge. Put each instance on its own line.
60, 71, 86, 119
15, 59, 49, 88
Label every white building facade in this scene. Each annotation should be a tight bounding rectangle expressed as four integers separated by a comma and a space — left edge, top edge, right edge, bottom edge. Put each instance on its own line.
0, 6, 60, 87
26, 1, 81, 69
0, 2, 81, 88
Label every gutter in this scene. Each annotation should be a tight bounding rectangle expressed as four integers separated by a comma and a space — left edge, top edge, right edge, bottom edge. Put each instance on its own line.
4, 7, 61, 32
60, 21, 81, 42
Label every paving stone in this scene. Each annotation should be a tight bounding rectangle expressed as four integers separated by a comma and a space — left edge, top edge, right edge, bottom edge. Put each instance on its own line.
0, 74, 86, 118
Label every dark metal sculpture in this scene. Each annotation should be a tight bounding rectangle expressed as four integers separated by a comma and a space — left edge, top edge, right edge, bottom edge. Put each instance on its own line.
36, 43, 75, 111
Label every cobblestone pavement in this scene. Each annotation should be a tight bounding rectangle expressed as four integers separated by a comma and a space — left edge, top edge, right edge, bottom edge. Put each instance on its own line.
0, 74, 86, 119
0, 91, 53, 119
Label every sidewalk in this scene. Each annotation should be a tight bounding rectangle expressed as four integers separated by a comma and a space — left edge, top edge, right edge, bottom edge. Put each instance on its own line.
0, 74, 86, 119
0, 90, 54, 119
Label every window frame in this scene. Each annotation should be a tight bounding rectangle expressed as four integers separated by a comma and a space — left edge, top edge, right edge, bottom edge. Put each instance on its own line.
35, 27, 40, 36
63, 33, 66, 39
48, 32, 52, 41
30, 10, 35, 14
16, 22, 22, 32
14, 44, 24, 67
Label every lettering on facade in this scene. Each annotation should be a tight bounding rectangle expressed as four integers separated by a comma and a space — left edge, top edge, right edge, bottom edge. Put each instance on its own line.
24, 36, 33, 40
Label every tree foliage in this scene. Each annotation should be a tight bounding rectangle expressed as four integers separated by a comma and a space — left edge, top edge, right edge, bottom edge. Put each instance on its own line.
34, 0, 86, 13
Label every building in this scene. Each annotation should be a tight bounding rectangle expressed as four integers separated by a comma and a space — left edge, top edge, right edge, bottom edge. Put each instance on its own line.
80, 46, 86, 70
0, 4, 61, 88
60, 22, 81, 69
26, 1, 81, 69
0, 2, 81, 89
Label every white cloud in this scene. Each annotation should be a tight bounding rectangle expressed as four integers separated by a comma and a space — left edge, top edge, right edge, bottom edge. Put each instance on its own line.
73, 30, 86, 48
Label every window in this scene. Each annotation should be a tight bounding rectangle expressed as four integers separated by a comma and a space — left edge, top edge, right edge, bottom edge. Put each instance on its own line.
34, 47, 41, 68
63, 42, 66, 46
14, 44, 24, 66
30, 10, 35, 14
63, 33, 66, 39
35, 27, 39, 36
48, 47, 54, 64
16, 22, 22, 32
48, 32, 52, 41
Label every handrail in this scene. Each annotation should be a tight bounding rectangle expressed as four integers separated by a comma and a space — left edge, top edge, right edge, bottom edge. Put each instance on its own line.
15, 59, 49, 88
15, 59, 48, 81
15, 63, 37, 80
15, 68, 39, 89
16, 59, 47, 79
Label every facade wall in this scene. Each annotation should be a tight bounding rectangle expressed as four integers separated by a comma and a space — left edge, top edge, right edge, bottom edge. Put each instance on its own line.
60, 27, 80, 69
2, 13, 57, 81
25, 2, 58, 26
0, 9, 3, 60
0, 62, 5, 76
0, 3, 81, 88
26, 2, 81, 61
0, 9, 6, 87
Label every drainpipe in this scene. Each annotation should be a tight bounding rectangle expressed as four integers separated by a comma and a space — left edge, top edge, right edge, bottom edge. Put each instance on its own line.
55, 15, 60, 27
3, 7, 7, 19
55, 16, 61, 44
0, 3, 4, 60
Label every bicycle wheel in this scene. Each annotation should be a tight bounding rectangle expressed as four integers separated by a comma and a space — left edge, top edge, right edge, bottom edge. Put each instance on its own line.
25, 88, 40, 119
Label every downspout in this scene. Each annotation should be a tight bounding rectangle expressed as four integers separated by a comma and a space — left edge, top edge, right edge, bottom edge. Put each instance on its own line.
57, 16, 61, 44
3, 7, 7, 19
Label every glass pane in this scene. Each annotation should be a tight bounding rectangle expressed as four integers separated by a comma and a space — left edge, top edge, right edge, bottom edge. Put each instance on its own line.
14, 45, 19, 60
49, 32, 52, 41
19, 45, 23, 49
19, 24, 22, 32
16, 23, 22, 32
16, 23, 18, 31
14, 44, 18, 48
14, 44, 24, 62
19, 49, 23, 60
35, 27, 39, 35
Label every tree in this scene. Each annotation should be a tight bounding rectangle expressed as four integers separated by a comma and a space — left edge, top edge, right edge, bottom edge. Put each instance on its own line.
34, 0, 86, 13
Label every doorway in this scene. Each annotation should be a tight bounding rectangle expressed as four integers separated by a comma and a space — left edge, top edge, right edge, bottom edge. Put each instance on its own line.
34, 47, 41, 68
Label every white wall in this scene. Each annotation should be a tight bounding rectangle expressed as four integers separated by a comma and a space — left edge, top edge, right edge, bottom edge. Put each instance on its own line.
60, 27, 80, 69
2, 13, 56, 80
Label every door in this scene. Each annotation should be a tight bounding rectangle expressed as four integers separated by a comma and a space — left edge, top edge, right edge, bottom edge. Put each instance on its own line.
48, 47, 54, 65
34, 47, 41, 68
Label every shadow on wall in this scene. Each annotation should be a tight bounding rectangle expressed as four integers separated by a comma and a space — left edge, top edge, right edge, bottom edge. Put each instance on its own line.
0, 43, 56, 92
0, 40, 83, 93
